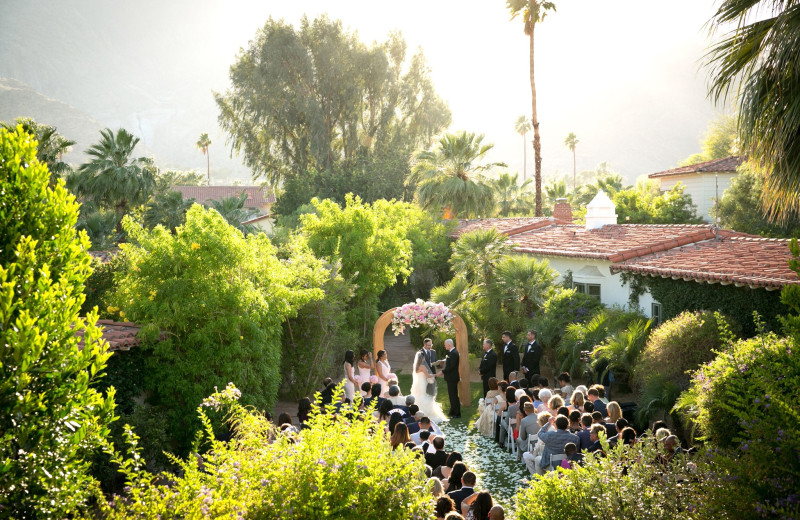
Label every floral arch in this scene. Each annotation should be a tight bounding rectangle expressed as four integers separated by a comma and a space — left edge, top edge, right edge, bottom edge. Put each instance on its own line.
372, 301, 470, 406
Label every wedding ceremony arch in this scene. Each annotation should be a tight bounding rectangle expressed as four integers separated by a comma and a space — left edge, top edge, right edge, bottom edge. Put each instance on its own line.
372, 304, 471, 406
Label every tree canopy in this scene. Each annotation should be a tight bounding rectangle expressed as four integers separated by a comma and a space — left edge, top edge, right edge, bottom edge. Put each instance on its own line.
215, 16, 450, 194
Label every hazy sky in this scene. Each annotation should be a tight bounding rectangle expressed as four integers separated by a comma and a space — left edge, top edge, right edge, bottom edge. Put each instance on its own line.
1, 0, 727, 184
205, 0, 725, 182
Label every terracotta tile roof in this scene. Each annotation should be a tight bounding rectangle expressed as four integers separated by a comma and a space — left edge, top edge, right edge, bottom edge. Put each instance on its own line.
452, 217, 566, 238
507, 223, 752, 261
74, 319, 144, 351
610, 236, 799, 290
648, 156, 744, 179
171, 186, 276, 208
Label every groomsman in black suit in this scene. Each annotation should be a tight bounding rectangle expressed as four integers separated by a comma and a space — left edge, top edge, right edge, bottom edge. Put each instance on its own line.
479, 339, 497, 397
521, 329, 542, 384
501, 330, 519, 382
437, 338, 461, 418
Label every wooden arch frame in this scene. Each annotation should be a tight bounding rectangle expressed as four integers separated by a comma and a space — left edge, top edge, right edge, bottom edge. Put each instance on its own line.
373, 308, 470, 406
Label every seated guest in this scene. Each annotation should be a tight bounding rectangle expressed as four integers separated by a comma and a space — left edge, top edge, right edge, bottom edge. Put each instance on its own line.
569, 390, 585, 413
445, 462, 468, 492
583, 400, 594, 414
461, 490, 493, 519
475, 377, 502, 437
556, 372, 574, 403
517, 402, 540, 459
508, 371, 521, 388
444, 513, 465, 520
436, 495, 456, 520
433, 451, 463, 480
587, 387, 606, 416
360, 381, 372, 401
576, 413, 594, 451
317, 377, 335, 407
426, 436, 449, 470
278, 412, 299, 434
533, 415, 580, 474
606, 401, 622, 424
535, 388, 551, 414
568, 410, 582, 432
405, 405, 421, 434
446, 470, 476, 513
560, 442, 584, 469
619, 426, 637, 446
522, 411, 553, 471
586, 424, 607, 453
418, 429, 432, 453
388, 385, 406, 407
594, 384, 609, 403
365, 383, 384, 410
377, 398, 395, 423
591, 411, 615, 437
430, 477, 445, 498
390, 422, 410, 450
499, 388, 520, 446
411, 416, 440, 444
605, 418, 629, 447
489, 505, 505, 520
297, 397, 312, 427
557, 406, 570, 418
547, 395, 565, 416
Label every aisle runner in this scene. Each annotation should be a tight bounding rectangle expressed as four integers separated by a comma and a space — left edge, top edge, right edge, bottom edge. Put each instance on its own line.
439, 421, 529, 513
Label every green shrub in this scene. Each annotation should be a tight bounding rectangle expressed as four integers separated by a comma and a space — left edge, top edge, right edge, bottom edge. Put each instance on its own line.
93, 384, 433, 519
515, 439, 715, 520
632, 311, 731, 429
677, 332, 800, 519
634, 311, 730, 393
0, 126, 116, 517
557, 307, 643, 374
109, 206, 326, 453
592, 318, 652, 389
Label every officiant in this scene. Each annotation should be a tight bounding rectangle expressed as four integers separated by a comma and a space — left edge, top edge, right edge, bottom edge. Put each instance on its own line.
435, 338, 460, 418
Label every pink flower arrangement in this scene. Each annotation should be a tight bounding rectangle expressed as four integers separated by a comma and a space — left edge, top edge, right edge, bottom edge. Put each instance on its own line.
391, 299, 454, 335
369, 375, 379, 384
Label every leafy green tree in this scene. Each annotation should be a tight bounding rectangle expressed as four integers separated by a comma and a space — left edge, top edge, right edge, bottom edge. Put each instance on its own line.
492, 171, 533, 216
69, 128, 157, 224
678, 114, 737, 166
706, 1, 800, 221
109, 206, 325, 452
195, 132, 211, 184
564, 132, 579, 193
205, 191, 259, 235
718, 166, 800, 237
215, 16, 450, 190
155, 169, 206, 192
515, 115, 532, 182
408, 131, 502, 218
300, 194, 414, 338
75, 202, 121, 250
0, 126, 116, 517
507, 0, 557, 216
450, 228, 510, 287
1, 117, 75, 185
143, 190, 194, 232
613, 182, 702, 224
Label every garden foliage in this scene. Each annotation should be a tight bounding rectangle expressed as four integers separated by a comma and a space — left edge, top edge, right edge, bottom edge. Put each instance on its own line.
109, 205, 326, 451
93, 384, 433, 519
0, 127, 116, 517
558, 308, 645, 374
677, 331, 800, 519
515, 439, 714, 520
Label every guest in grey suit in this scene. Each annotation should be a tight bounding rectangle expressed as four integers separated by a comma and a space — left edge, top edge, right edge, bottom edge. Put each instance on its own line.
534, 415, 579, 474
516, 402, 541, 460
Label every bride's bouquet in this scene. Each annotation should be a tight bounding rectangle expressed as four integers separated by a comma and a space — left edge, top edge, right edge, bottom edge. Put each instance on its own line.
391, 300, 454, 335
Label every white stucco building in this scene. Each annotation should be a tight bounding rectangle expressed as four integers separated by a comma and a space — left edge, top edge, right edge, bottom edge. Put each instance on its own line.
648, 156, 743, 223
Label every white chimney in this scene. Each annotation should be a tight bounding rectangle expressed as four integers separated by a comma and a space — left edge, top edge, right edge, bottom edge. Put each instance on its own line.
585, 190, 618, 230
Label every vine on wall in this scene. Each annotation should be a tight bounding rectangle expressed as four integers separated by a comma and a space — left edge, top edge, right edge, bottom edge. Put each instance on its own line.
622, 273, 786, 336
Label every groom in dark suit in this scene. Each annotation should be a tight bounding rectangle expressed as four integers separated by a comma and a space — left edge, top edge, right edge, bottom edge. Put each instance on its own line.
422, 338, 437, 368
478, 339, 497, 397
501, 330, 519, 382
437, 338, 461, 418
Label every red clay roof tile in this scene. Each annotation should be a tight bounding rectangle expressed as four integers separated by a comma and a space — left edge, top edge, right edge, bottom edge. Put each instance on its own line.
648, 156, 744, 179
171, 186, 276, 208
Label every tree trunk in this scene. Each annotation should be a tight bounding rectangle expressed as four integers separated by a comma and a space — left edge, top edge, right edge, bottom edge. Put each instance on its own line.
529, 25, 543, 216
522, 133, 527, 183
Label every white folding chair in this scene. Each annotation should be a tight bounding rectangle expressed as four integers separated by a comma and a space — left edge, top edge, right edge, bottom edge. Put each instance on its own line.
507, 418, 518, 455
527, 434, 538, 454
484, 397, 496, 435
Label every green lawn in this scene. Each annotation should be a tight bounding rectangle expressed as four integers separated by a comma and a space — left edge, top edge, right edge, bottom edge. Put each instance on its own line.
395, 374, 529, 516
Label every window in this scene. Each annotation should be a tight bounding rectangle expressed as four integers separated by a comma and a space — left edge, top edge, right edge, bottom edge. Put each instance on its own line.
573, 282, 601, 301
651, 302, 662, 325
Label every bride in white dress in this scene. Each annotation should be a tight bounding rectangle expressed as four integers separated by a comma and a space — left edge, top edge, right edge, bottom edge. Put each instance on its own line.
410, 349, 447, 422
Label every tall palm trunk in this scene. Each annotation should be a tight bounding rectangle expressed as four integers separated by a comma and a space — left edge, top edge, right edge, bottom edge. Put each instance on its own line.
206, 149, 210, 185
522, 132, 527, 183
529, 25, 543, 216
572, 148, 576, 195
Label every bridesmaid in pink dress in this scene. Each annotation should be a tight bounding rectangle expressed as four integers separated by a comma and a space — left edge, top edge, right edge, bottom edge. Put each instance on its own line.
357, 349, 373, 397
375, 350, 392, 397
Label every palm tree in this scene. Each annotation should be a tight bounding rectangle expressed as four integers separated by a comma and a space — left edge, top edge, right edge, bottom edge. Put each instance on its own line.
450, 228, 510, 286
196, 133, 211, 184
2, 118, 75, 185
408, 131, 505, 218
706, 0, 800, 222
544, 178, 568, 207
69, 128, 156, 231
507, 0, 557, 217
564, 132, 579, 194
143, 190, 195, 232
205, 192, 258, 235
491, 172, 533, 216
514, 116, 532, 182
